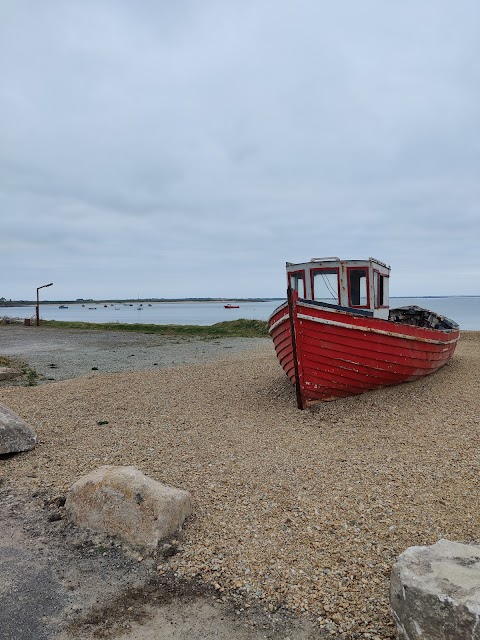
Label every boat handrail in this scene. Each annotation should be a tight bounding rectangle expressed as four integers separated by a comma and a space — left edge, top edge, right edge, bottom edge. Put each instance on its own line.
368, 257, 389, 268
310, 257, 341, 262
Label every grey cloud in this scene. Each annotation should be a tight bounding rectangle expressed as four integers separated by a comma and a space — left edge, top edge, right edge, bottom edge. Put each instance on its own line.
1, 1, 479, 299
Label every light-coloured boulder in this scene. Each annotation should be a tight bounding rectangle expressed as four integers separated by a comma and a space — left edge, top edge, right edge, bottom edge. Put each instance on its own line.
390, 539, 480, 639
0, 403, 37, 454
0, 367, 22, 381
65, 465, 192, 548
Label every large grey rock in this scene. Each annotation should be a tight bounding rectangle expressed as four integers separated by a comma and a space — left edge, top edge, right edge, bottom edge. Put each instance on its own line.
65, 465, 192, 548
390, 539, 480, 639
0, 403, 37, 454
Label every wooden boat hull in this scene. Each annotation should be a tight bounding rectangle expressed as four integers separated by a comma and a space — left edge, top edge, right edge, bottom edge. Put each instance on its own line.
268, 292, 460, 408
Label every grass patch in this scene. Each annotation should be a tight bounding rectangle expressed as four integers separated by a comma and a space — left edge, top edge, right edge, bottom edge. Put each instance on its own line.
26, 369, 38, 386
40, 318, 269, 338
0, 355, 39, 386
21, 364, 39, 386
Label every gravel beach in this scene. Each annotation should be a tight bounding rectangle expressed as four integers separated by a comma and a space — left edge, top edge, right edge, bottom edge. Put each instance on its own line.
1, 325, 479, 639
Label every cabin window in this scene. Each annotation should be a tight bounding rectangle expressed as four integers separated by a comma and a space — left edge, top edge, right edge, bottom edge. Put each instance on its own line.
348, 268, 368, 307
288, 271, 306, 297
311, 269, 339, 303
380, 274, 388, 307
374, 271, 389, 308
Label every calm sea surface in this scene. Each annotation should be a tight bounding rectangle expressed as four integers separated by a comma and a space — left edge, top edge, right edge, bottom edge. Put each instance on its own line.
2, 297, 480, 330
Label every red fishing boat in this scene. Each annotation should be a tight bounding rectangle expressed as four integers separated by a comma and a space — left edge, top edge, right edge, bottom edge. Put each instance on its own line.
224, 304, 240, 309
268, 257, 459, 409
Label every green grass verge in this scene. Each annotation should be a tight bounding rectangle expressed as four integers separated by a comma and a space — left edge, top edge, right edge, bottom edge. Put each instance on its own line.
39, 318, 269, 338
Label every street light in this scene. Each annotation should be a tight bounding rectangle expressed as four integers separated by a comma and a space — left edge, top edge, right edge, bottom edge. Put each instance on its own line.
36, 282, 53, 326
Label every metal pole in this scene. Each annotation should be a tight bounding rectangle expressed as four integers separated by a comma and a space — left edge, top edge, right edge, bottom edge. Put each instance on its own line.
36, 283, 53, 326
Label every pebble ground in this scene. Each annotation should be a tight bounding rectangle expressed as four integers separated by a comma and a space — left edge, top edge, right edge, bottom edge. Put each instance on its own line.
1, 328, 479, 639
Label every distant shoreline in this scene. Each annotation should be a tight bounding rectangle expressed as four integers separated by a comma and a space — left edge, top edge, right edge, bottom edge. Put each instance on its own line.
2, 295, 480, 308
0, 298, 283, 307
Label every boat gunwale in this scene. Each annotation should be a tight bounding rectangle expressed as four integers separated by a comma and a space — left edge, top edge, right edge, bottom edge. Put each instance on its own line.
267, 298, 460, 337
295, 312, 458, 345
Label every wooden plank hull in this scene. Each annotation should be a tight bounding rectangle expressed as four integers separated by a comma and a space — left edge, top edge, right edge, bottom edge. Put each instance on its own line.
268, 295, 459, 408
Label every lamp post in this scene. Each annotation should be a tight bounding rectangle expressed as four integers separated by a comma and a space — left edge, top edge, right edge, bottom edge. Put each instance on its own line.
36, 283, 53, 326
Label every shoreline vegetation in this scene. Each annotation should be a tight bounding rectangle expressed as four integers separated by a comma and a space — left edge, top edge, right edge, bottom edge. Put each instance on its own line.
15, 318, 270, 338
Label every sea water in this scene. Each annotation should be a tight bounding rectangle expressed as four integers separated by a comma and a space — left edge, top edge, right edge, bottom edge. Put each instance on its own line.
2, 297, 480, 330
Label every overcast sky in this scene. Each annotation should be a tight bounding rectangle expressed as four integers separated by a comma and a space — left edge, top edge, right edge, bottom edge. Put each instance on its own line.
1, 1, 479, 300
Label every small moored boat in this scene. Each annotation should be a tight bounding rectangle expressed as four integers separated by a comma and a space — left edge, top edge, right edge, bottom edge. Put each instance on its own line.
224, 304, 240, 309
268, 257, 459, 409
59, 305, 68, 309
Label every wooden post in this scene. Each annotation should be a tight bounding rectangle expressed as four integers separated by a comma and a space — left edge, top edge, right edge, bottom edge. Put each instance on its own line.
287, 287, 305, 410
